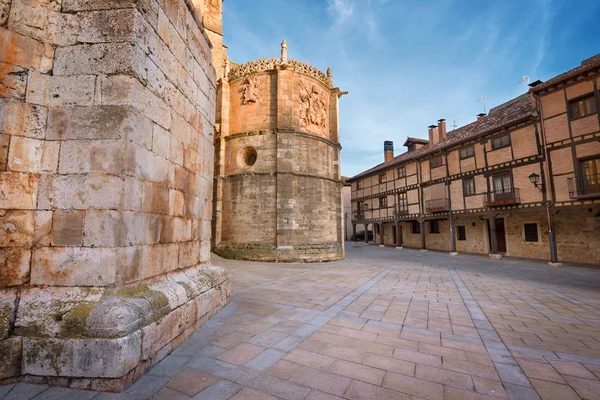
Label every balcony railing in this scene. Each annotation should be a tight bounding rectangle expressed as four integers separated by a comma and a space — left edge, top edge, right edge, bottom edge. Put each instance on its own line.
425, 198, 449, 213
568, 174, 600, 198
484, 188, 520, 206
353, 211, 365, 220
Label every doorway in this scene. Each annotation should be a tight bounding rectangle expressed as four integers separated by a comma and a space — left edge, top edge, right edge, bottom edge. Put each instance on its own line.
488, 218, 507, 253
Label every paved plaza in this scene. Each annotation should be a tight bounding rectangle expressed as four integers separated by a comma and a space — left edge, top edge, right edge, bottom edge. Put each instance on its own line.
2, 245, 600, 400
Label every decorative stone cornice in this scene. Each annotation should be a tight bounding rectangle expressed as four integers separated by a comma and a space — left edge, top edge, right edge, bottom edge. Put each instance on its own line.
228, 58, 330, 87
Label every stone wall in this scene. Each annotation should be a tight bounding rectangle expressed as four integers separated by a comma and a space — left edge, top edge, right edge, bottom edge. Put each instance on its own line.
0, 0, 229, 391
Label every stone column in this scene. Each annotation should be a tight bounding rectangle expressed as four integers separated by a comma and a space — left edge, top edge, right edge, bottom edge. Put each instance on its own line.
396, 222, 402, 248
488, 217, 500, 258
0, 0, 229, 391
420, 220, 427, 250
379, 223, 385, 246
352, 224, 357, 242
364, 223, 369, 244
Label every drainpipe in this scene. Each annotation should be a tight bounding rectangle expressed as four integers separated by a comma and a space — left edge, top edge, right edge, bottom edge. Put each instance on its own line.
532, 95, 559, 265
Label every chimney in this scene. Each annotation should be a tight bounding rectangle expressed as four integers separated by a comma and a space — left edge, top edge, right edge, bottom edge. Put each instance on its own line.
437, 119, 446, 141
428, 125, 439, 145
477, 113, 486, 120
384, 141, 394, 163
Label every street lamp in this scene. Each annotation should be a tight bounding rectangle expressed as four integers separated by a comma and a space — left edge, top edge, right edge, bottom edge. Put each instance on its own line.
528, 172, 544, 192
363, 203, 369, 211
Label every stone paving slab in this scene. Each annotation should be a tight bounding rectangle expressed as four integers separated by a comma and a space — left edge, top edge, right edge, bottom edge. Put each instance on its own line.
2, 244, 600, 399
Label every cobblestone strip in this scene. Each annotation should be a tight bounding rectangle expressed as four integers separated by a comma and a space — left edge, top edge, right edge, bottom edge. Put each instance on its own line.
448, 268, 542, 400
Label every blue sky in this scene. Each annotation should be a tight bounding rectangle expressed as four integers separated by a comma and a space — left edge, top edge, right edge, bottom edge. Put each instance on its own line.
222, 0, 600, 177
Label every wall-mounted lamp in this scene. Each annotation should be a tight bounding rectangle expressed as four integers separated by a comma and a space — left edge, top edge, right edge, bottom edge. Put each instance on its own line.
595, 211, 600, 222
528, 173, 545, 192
363, 203, 369, 211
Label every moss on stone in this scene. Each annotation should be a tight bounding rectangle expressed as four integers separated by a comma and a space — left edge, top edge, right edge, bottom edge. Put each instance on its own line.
60, 302, 96, 338
117, 284, 170, 322
177, 281, 194, 298
116, 284, 151, 298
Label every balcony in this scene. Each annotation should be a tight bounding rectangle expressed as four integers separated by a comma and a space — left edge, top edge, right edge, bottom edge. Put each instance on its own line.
484, 188, 520, 207
568, 174, 600, 199
425, 198, 449, 213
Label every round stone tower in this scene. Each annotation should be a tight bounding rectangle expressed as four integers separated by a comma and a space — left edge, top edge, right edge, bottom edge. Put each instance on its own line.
213, 41, 345, 261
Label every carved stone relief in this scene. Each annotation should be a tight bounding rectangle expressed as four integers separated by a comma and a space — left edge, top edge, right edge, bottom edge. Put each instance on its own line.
229, 58, 330, 87
298, 80, 327, 129
242, 76, 259, 104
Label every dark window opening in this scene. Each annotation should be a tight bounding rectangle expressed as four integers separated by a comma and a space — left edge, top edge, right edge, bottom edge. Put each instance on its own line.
569, 94, 597, 120
430, 156, 443, 168
429, 220, 440, 234
524, 223, 539, 242
411, 221, 420, 234
379, 196, 387, 208
457, 226, 466, 241
463, 177, 476, 196
492, 133, 511, 150
397, 192, 408, 214
459, 145, 475, 160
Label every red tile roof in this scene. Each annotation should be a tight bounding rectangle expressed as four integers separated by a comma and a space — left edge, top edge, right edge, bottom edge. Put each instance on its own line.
530, 53, 600, 93
347, 93, 534, 182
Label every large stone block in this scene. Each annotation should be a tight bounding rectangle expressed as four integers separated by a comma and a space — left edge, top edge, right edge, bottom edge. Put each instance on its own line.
48, 106, 152, 143
7, 136, 44, 172
0, 289, 16, 339
15, 286, 104, 337
23, 332, 141, 378
0, 247, 30, 287
0, 210, 34, 247
0, 172, 38, 209
31, 247, 123, 286
38, 174, 124, 210
0, 26, 54, 71
0, 337, 22, 379
1, 102, 48, 139
51, 210, 84, 246
58, 139, 124, 174
54, 43, 147, 78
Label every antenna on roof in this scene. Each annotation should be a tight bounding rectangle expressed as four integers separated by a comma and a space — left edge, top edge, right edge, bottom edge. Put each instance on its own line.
477, 96, 487, 113
519, 75, 530, 84
452, 120, 458, 130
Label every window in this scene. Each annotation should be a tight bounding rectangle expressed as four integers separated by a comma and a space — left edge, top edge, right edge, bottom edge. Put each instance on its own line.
397, 166, 406, 178
379, 173, 387, 184
524, 223, 539, 242
411, 221, 420, 234
379, 196, 387, 208
459, 145, 475, 160
397, 192, 407, 214
580, 157, 600, 195
463, 177, 476, 196
457, 226, 466, 241
356, 181, 362, 190
569, 94, 597, 120
429, 220, 440, 234
493, 172, 512, 194
491, 133, 511, 150
430, 156, 443, 168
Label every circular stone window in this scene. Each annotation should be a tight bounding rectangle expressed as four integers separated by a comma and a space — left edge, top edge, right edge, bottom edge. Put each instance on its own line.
242, 147, 257, 167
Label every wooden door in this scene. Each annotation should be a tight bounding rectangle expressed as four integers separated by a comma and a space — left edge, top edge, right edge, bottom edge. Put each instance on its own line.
495, 218, 506, 253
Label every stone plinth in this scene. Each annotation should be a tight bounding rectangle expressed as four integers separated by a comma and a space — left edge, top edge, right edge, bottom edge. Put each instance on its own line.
0, 0, 228, 392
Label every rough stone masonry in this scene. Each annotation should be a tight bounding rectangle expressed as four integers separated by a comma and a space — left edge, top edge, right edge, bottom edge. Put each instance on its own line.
0, 0, 229, 392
